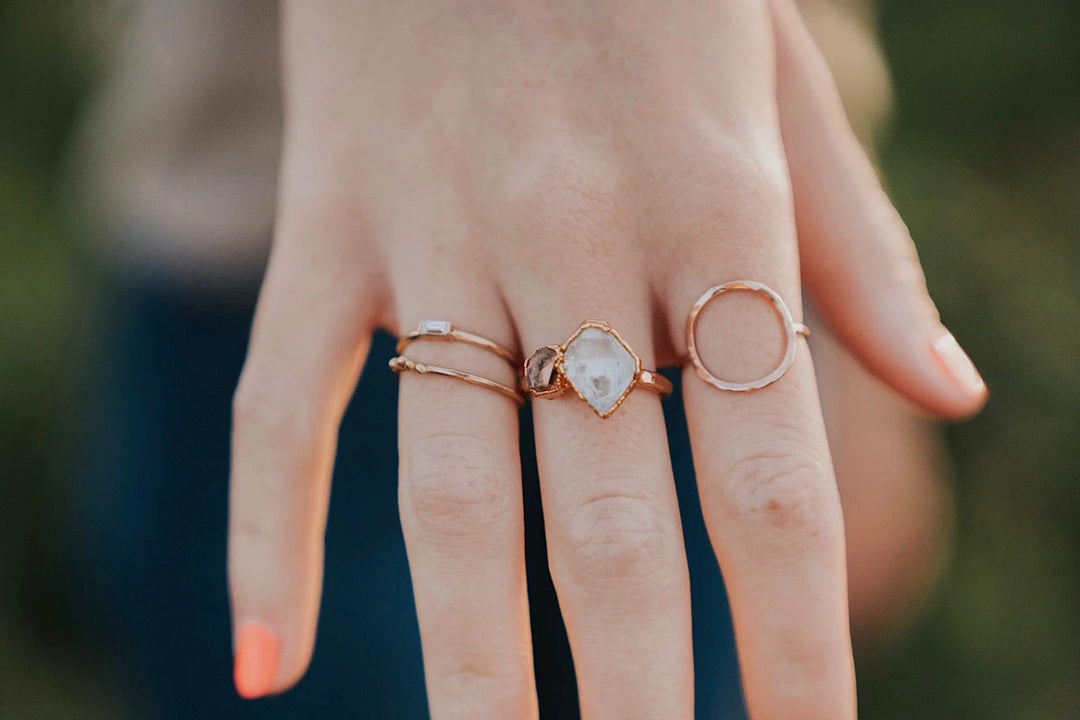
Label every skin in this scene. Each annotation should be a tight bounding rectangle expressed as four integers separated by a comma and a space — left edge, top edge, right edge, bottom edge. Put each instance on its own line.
228, 1, 987, 718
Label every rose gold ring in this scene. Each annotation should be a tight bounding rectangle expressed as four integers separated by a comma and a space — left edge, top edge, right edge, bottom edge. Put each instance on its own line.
686, 281, 810, 392
523, 320, 672, 419
396, 320, 517, 365
390, 356, 524, 405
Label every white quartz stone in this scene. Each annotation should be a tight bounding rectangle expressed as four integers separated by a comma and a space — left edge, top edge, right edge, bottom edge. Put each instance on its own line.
562, 326, 637, 416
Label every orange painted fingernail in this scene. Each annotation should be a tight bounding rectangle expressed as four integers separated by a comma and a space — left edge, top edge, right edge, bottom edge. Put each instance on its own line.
234, 622, 279, 699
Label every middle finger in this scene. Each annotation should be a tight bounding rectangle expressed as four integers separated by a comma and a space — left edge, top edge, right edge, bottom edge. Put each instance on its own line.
503, 189, 694, 720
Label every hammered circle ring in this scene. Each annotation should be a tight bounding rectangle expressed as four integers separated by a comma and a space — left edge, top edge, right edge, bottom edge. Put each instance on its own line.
685, 280, 810, 392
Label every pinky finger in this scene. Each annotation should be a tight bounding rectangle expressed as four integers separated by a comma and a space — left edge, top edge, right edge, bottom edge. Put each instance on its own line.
229, 221, 378, 698
771, 0, 988, 418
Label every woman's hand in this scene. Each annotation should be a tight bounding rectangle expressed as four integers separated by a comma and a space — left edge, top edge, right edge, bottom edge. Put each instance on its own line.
228, 1, 987, 717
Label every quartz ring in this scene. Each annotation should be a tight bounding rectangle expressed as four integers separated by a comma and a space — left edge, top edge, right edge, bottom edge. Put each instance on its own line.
685, 280, 811, 392
523, 320, 672, 418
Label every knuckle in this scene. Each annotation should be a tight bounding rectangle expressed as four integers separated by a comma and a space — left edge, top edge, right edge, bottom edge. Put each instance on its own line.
557, 489, 675, 585
706, 440, 838, 548
699, 132, 789, 203
228, 524, 277, 576
403, 431, 516, 538
229, 521, 273, 550
432, 663, 533, 715
759, 685, 848, 720
232, 371, 271, 424
662, 132, 792, 250
726, 455, 830, 533
515, 146, 619, 211
505, 146, 628, 261
278, 183, 371, 248
757, 652, 850, 720
711, 139, 790, 211
232, 369, 311, 445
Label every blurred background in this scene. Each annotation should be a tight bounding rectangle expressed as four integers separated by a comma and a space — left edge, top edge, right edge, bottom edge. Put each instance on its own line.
1, 1, 1077, 718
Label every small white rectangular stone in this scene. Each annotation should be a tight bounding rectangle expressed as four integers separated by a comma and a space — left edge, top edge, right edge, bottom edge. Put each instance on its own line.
419, 320, 452, 335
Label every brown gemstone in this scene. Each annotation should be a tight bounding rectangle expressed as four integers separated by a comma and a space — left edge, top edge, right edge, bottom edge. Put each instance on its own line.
524, 346, 560, 392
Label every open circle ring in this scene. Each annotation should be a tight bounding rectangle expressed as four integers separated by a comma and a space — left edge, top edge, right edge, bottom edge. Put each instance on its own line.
685, 280, 810, 392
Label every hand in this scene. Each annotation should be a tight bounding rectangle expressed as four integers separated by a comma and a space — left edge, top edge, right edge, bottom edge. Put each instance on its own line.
228, 1, 987, 717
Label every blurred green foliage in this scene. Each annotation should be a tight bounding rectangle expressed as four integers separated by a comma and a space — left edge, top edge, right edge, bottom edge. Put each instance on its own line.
0, 1, 1077, 718
861, 1, 1080, 718
0, 3, 123, 718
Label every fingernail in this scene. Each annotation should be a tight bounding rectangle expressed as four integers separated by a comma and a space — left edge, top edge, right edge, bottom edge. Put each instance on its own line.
234, 622, 279, 699
933, 331, 986, 396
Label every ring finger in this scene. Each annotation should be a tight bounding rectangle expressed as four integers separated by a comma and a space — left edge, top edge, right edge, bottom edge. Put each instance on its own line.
667, 219, 856, 717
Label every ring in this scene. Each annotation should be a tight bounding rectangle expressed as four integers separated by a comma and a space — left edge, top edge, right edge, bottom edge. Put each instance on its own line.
523, 320, 672, 418
685, 280, 810, 392
397, 320, 516, 365
391, 320, 522, 404
390, 356, 524, 405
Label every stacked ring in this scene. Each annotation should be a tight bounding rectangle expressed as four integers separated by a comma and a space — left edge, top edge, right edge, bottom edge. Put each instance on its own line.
396, 319, 517, 364
393, 282, 806, 410
390, 320, 523, 404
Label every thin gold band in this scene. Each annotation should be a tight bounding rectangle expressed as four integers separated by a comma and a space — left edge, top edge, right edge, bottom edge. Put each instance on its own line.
390, 356, 524, 405
396, 321, 517, 365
